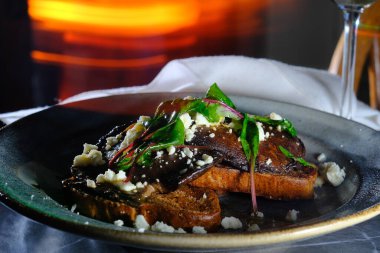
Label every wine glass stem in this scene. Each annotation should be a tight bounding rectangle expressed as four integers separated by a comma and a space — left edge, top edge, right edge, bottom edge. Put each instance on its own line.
340, 8, 362, 119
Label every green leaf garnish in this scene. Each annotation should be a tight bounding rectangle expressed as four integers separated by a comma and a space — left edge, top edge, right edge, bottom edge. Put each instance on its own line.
150, 117, 185, 147
278, 145, 316, 168
240, 113, 259, 212
251, 115, 297, 137
206, 83, 236, 109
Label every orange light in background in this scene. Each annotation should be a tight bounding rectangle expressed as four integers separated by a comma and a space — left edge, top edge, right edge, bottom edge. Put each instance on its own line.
27, 0, 270, 100
28, 0, 200, 37
31, 51, 167, 68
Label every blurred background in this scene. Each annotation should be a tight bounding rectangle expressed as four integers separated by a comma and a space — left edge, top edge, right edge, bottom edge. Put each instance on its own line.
1, 0, 344, 113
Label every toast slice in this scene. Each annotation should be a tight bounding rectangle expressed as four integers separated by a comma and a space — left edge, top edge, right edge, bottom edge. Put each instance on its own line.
190, 165, 317, 200
63, 175, 221, 231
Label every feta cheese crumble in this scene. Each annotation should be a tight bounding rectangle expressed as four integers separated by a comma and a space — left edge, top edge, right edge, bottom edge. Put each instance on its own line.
192, 226, 207, 234
151, 221, 176, 233
320, 162, 346, 187
114, 219, 124, 226
96, 169, 141, 192
86, 179, 96, 188
183, 147, 194, 158
167, 145, 176, 155
73, 143, 105, 167
134, 215, 150, 232
317, 153, 327, 163
119, 122, 146, 150
221, 216, 243, 229
195, 113, 211, 127
285, 209, 299, 222
256, 122, 266, 142
269, 112, 283, 120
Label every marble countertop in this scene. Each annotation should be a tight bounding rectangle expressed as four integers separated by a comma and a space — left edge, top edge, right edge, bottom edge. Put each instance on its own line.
1, 202, 380, 253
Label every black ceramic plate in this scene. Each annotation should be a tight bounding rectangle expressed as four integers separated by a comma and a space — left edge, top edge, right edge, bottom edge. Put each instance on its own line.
1, 93, 380, 251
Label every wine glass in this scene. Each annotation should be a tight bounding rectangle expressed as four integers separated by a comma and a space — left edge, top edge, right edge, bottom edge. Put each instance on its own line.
333, 0, 377, 119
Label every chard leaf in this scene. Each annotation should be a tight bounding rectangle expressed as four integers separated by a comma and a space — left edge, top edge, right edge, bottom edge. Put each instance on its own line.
278, 145, 316, 168
240, 113, 259, 163
251, 115, 297, 137
240, 113, 259, 212
206, 83, 236, 109
150, 117, 185, 146
115, 156, 134, 171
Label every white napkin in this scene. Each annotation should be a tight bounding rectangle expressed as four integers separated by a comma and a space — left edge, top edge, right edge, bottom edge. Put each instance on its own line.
1, 56, 380, 130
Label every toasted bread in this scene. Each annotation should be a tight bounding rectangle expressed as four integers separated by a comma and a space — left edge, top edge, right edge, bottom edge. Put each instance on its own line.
63, 177, 221, 231
190, 165, 317, 200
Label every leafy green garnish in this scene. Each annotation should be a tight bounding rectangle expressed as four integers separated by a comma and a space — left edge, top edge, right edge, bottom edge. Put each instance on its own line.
251, 115, 297, 137
278, 145, 316, 168
239, 113, 259, 212
115, 117, 185, 170
149, 117, 185, 147
206, 83, 236, 109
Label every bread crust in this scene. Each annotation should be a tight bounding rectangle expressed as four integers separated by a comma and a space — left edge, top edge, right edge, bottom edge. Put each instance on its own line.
190, 165, 317, 200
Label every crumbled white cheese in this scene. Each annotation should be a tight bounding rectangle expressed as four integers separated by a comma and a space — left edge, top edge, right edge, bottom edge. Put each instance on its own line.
179, 113, 193, 129
265, 159, 272, 165
269, 112, 283, 120
209, 133, 215, 138
203, 193, 207, 199
73, 144, 105, 167
151, 221, 176, 233
192, 226, 207, 234
105, 134, 122, 150
221, 216, 243, 229
185, 128, 196, 142
114, 219, 124, 226
247, 224, 260, 232
201, 154, 213, 164
70, 204, 77, 212
119, 122, 145, 150
317, 153, 327, 163
135, 182, 145, 189
183, 147, 194, 158
256, 122, 266, 142
96, 169, 139, 192
134, 215, 150, 232
285, 209, 299, 222
257, 211, 264, 218
176, 228, 187, 233
155, 150, 164, 159
82, 143, 98, 154
86, 179, 96, 188
195, 113, 211, 127
196, 160, 205, 166
167, 146, 176, 155
320, 162, 346, 187
118, 181, 138, 192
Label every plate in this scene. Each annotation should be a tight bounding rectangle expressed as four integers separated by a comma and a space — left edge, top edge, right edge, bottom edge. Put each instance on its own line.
1, 93, 380, 251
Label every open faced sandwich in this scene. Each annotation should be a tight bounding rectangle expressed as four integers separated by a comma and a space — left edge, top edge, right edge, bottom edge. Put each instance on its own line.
62, 84, 318, 233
